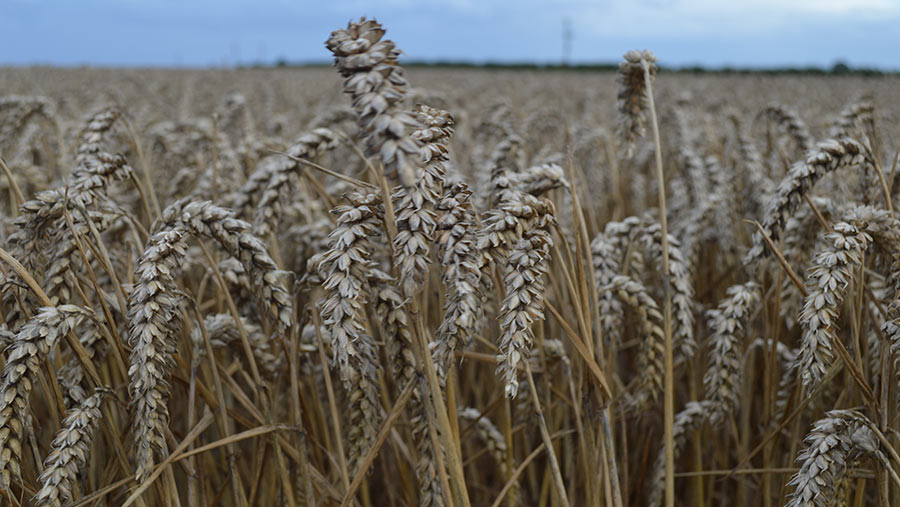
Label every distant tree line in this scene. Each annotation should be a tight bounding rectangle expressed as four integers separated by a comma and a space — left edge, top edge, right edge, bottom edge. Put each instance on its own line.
258, 58, 891, 76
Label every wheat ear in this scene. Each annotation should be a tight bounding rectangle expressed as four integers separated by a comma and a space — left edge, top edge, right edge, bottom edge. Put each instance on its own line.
391, 105, 453, 298
325, 17, 421, 189
830, 99, 875, 139
0, 305, 96, 488
616, 49, 657, 157
606, 275, 665, 409
33, 388, 109, 507
432, 182, 484, 380
703, 282, 760, 423
647, 401, 713, 507
190, 313, 281, 379
641, 219, 696, 361
494, 195, 555, 398
129, 200, 292, 481
127, 227, 189, 482
795, 222, 871, 389
591, 216, 643, 347
252, 128, 339, 237
786, 410, 885, 507
308, 192, 383, 470
749, 137, 876, 262
762, 104, 814, 153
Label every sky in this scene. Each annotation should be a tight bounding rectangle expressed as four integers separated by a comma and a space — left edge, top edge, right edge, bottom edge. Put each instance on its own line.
2, 0, 900, 69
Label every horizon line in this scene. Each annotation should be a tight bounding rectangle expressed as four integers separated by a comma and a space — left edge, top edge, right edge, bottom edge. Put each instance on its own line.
2, 59, 897, 75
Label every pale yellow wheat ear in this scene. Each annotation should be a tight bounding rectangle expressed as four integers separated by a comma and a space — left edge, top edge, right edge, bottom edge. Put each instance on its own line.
795, 206, 900, 390
830, 98, 875, 139
0, 305, 97, 489
787, 410, 886, 507
496, 199, 555, 398
325, 17, 421, 189
250, 128, 340, 237
433, 182, 483, 382
391, 104, 453, 298
34, 388, 110, 507
703, 282, 760, 423
128, 199, 292, 482
647, 401, 712, 507
616, 49, 657, 158
3, 107, 132, 329
748, 137, 876, 262
762, 103, 814, 153
369, 267, 445, 506
606, 274, 665, 410
307, 192, 383, 471
794, 221, 870, 389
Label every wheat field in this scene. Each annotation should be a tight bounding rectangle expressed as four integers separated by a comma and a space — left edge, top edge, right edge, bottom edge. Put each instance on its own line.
2, 17, 900, 507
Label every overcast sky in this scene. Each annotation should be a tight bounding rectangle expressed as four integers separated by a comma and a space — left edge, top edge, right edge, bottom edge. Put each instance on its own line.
3, 0, 899, 68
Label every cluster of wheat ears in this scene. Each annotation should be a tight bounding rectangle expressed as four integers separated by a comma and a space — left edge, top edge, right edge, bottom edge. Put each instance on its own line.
2, 16, 900, 507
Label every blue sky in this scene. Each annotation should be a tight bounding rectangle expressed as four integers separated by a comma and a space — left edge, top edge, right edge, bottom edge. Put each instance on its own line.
3, 0, 899, 68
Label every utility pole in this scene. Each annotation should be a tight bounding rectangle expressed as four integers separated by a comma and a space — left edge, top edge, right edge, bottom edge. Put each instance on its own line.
562, 18, 573, 66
